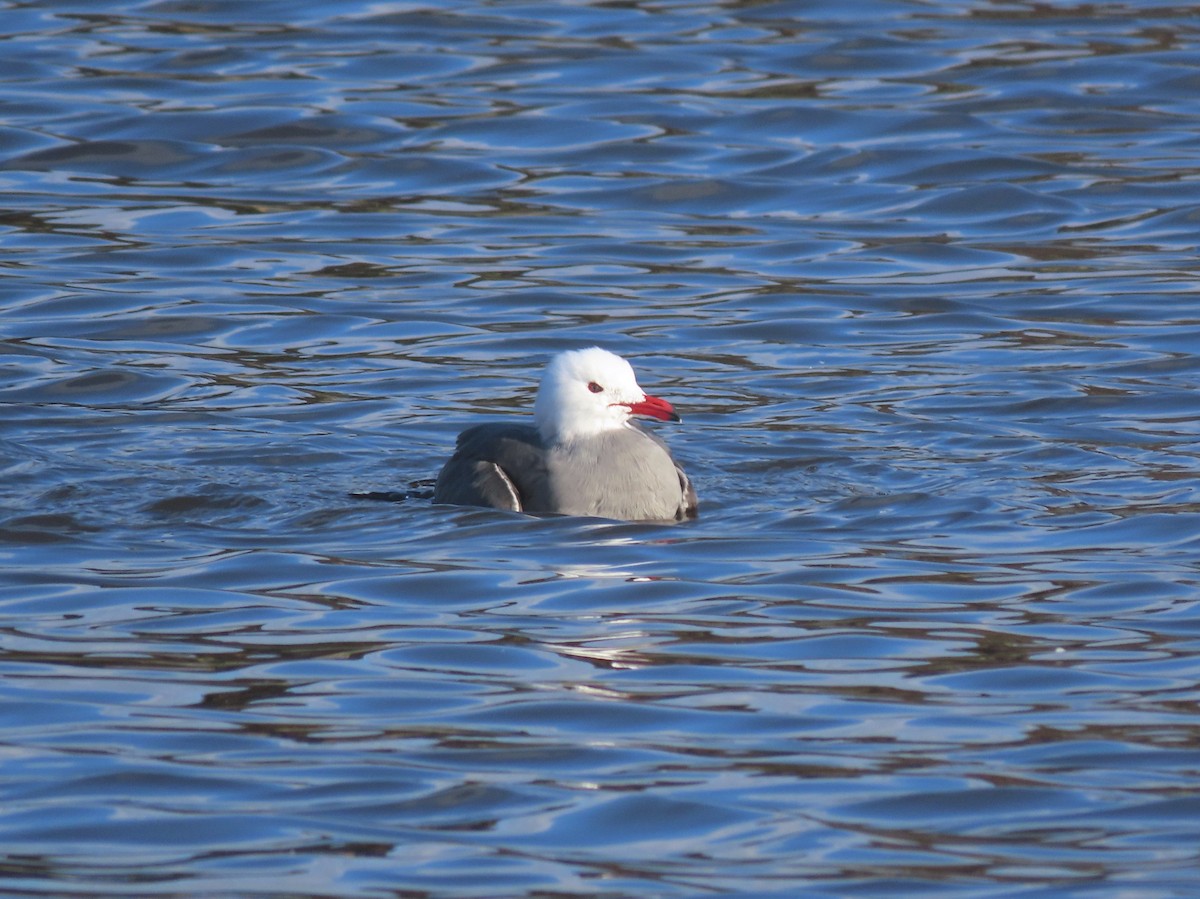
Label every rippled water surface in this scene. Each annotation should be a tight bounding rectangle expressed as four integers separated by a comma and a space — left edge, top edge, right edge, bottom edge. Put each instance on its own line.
3, 1, 1200, 895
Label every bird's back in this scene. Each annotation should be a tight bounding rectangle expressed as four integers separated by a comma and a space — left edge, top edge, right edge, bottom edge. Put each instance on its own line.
432, 423, 552, 512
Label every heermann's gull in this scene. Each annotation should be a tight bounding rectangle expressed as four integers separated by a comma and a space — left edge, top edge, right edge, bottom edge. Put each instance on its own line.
433, 347, 698, 521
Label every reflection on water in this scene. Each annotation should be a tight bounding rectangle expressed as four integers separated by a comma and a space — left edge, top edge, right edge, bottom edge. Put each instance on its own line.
2, 1, 1199, 895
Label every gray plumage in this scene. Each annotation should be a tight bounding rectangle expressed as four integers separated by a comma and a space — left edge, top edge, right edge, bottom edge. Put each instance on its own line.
433, 348, 698, 522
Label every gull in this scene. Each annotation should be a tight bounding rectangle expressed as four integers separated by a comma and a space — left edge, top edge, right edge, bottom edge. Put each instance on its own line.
433, 347, 697, 521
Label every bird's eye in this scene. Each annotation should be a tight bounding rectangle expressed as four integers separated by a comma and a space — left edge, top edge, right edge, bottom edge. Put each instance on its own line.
588, 381, 603, 393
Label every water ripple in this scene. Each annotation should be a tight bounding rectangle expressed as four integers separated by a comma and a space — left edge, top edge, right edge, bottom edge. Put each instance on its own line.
2, 1, 1199, 896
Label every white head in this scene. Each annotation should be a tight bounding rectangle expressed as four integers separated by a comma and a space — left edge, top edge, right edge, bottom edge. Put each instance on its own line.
533, 347, 679, 443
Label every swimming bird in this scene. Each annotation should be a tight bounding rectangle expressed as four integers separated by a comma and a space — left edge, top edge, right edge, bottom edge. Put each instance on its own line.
433, 347, 697, 521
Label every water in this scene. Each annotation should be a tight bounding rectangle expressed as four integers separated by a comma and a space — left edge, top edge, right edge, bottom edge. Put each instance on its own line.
2, 1, 1199, 895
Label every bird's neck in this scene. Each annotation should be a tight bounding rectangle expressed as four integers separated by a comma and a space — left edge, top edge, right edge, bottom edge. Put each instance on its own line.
537, 415, 629, 445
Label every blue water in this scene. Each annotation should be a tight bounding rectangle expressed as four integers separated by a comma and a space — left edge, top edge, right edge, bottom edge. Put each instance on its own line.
2, 1, 1199, 896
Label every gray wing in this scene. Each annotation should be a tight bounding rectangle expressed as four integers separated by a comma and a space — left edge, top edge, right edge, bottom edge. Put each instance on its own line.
678, 466, 698, 520
432, 424, 551, 512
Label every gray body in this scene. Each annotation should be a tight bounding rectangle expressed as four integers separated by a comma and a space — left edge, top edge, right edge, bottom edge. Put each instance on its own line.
433, 422, 697, 522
